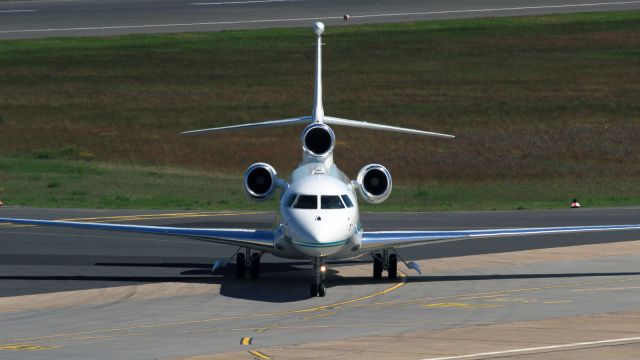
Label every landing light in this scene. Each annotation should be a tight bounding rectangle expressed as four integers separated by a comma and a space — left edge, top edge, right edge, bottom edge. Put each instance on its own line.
320, 265, 326, 272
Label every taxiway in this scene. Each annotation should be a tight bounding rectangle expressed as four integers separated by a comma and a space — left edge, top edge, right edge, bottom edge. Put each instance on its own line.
1, 207, 640, 359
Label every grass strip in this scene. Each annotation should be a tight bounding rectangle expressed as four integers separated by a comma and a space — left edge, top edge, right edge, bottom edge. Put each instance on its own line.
1, 11, 639, 210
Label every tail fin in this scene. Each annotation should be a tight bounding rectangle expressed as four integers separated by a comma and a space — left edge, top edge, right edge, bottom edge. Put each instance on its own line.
181, 22, 454, 140
312, 21, 325, 122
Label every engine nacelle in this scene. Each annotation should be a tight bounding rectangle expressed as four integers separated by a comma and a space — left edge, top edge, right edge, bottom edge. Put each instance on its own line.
301, 123, 335, 159
244, 163, 279, 201
355, 164, 392, 204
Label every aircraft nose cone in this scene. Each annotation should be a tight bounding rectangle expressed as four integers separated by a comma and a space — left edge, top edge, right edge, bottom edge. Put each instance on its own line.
304, 216, 349, 243
286, 211, 352, 257
306, 221, 327, 243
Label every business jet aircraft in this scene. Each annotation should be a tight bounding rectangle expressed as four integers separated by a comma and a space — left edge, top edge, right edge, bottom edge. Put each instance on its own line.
2, 22, 640, 297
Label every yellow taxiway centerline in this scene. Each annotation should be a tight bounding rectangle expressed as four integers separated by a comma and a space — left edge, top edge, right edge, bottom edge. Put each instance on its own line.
0, 344, 62, 351
254, 324, 279, 333
248, 350, 271, 359
362, 276, 640, 308
302, 312, 337, 320
4, 275, 640, 347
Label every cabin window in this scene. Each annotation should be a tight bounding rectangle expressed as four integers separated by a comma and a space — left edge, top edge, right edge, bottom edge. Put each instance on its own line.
341, 194, 354, 208
294, 195, 318, 209
284, 193, 297, 207
321, 195, 345, 209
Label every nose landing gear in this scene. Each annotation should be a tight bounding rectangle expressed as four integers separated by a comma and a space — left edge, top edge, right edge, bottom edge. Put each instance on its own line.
310, 257, 327, 297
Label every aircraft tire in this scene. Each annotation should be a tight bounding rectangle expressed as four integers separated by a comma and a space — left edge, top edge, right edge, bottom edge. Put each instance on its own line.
318, 283, 326, 297
250, 253, 260, 279
236, 253, 246, 279
388, 254, 398, 280
373, 255, 383, 280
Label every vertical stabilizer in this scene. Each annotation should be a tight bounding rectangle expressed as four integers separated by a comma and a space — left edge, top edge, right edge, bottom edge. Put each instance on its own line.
312, 22, 325, 122
181, 21, 454, 140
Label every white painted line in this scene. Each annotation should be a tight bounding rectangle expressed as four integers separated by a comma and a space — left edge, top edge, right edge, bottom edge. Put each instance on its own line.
571, 286, 640, 291
0, 0, 79, 3
1, 1, 640, 34
348, 1, 640, 20
193, 0, 294, 5
0, 15, 334, 34
420, 336, 640, 360
0, 9, 36, 13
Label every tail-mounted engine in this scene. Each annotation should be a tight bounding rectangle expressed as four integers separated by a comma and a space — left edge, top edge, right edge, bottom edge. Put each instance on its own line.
301, 123, 335, 159
244, 162, 280, 201
355, 164, 392, 204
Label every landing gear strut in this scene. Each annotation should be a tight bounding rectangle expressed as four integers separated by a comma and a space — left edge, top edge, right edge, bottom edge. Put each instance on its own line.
310, 257, 327, 297
373, 254, 383, 280
251, 253, 261, 279
372, 249, 397, 280
235, 252, 245, 278
235, 248, 261, 279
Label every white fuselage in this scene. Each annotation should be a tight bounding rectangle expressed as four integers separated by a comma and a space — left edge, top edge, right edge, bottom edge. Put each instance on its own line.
272, 159, 363, 260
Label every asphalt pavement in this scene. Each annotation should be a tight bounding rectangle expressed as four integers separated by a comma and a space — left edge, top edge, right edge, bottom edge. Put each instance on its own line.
1, 0, 639, 39
1, 207, 640, 359
2, 207, 640, 297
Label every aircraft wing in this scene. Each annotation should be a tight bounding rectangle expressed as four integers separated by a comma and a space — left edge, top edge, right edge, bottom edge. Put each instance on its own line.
0, 218, 274, 251
361, 224, 640, 251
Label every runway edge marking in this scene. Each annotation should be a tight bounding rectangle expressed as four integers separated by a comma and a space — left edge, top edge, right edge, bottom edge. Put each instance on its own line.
420, 336, 640, 360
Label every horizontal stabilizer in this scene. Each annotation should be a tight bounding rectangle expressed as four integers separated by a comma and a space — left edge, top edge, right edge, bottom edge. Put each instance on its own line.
323, 116, 454, 139
181, 116, 312, 135
181, 115, 454, 139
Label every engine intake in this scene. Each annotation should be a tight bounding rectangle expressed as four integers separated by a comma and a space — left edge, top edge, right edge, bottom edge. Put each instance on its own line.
356, 164, 392, 204
301, 123, 335, 158
244, 163, 279, 201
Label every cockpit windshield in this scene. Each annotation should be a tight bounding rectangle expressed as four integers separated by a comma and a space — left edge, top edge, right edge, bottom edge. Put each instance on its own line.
321, 195, 345, 209
293, 195, 317, 209
289, 194, 351, 210
341, 194, 354, 208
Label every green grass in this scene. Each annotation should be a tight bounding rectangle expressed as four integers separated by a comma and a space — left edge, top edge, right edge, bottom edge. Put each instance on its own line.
0, 157, 266, 210
1, 11, 640, 211
2, 155, 638, 211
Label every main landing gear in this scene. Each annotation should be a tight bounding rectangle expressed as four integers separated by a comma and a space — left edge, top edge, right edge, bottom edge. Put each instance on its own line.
310, 257, 327, 297
372, 249, 397, 280
235, 248, 262, 279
